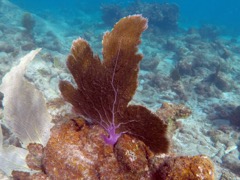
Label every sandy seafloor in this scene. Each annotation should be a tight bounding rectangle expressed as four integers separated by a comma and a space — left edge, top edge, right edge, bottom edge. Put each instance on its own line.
0, 0, 240, 179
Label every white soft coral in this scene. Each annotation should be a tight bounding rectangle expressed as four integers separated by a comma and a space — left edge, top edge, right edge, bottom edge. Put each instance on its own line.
0, 49, 53, 175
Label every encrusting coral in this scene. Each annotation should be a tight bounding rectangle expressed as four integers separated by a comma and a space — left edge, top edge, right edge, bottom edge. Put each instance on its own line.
59, 15, 169, 153
17, 119, 214, 179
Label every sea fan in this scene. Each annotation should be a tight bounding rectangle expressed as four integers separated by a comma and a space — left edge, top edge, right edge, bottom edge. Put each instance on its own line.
59, 15, 169, 153
0, 49, 53, 147
0, 49, 53, 175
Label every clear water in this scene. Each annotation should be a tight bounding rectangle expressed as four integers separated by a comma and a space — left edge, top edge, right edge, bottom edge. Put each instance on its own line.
10, 0, 240, 31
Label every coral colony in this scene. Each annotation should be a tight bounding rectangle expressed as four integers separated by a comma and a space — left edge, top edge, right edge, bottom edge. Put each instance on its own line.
0, 15, 215, 180
59, 15, 169, 153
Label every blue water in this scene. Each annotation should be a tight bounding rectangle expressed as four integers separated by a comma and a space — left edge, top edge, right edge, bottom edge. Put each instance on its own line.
10, 0, 240, 34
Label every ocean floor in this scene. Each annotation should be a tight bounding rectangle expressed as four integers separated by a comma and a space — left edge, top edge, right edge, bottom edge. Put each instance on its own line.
0, 0, 240, 179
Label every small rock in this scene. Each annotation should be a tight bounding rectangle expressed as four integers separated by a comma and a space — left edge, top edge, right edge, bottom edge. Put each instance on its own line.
0, 30, 3, 37
0, 92, 3, 108
115, 134, 150, 173
12, 171, 30, 180
153, 155, 215, 180
21, 43, 36, 51
26, 143, 44, 170
0, 42, 14, 53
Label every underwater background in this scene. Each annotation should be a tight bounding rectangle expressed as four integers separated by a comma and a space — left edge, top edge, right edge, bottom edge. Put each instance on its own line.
10, 0, 240, 30
0, 0, 240, 179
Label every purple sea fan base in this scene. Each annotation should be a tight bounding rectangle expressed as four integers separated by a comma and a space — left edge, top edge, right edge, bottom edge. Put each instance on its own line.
101, 123, 123, 145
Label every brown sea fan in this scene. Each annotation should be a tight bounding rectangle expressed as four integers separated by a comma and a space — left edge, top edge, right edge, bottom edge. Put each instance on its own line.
59, 15, 169, 153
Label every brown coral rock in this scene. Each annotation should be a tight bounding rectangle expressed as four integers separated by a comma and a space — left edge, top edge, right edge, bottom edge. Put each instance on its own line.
114, 134, 150, 174
15, 118, 213, 180
13, 172, 49, 180
153, 155, 215, 180
41, 120, 214, 180
26, 143, 44, 170
30, 172, 49, 180
12, 170, 30, 180
156, 102, 192, 123
43, 119, 106, 179
42, 119, 150, 179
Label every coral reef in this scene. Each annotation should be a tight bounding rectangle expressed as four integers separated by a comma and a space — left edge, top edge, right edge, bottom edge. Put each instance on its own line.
199, 24, 221, 40
44, 15, 213, 179
101, 1, 179, 31
127, 1, 179, 30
